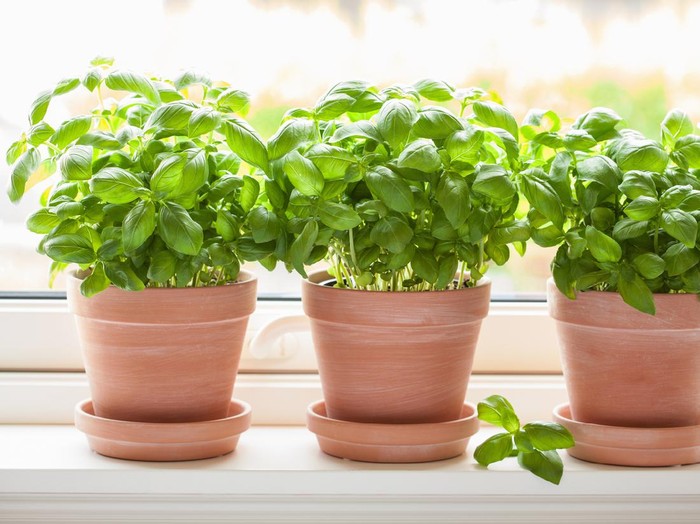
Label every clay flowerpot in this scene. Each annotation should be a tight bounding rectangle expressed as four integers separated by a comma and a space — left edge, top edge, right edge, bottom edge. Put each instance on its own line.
301, 270, 491, 424
548, 279, 700, 428
67, 271, 257, 423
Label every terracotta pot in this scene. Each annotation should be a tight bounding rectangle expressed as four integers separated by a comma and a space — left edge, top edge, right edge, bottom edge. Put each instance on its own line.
67, 271, 257, 423
548, 279, 700, 428
301, 270, 491, 424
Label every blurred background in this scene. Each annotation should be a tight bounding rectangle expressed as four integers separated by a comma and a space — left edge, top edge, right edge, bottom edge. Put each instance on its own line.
2, 0, 699, 296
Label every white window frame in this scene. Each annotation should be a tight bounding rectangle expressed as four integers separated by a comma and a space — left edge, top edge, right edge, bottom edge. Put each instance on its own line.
0, 296, 565, 424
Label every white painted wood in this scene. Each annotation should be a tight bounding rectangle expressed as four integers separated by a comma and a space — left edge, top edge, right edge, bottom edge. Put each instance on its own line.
0, 299, 561, 373
0, 372, 568, 424
0, 425, 698, 523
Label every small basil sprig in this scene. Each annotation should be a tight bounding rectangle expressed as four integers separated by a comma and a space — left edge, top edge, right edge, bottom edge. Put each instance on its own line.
519, 107, 700, 314
262, 79, 528, 291
474, 395, 574, 485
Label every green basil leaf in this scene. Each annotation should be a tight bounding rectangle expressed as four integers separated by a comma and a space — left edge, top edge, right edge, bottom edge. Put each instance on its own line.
80, 262, 110, 297
618, 267, 655, 315
490, 220, 531, 244
618, 170, 657, 199
612, 218, 649, 241
147, 250, 177, 283
473, 164, 516, 204
445, 126, 484, 164
633, 253, 666, 279
6, 139, 27, 165
59, 145, 93, 180
77, 131, 123, 150
614, 138, 668, 173
29, 91, 52, 125
44, 233, 96, 264
268, 118, 316, 160
82, 68, 102, 92
90, 167, 146, 204
318, 201, 361, 230
517, 450, 564, 485
661, 109, 694, 148
585, 226, 622, 263
397, 138, 441, 172
105, 70, 160, 105
329, 121, 384, 144
563, 129, 597, 151
413, 79, 454, 101
104, 261, 146, 291
436, 172, 470, 228
412, 106, 463, 139
435, 254, 458, 289
173, 70, 211, 90
624, 196, 660, 221
520, 169, 565, 229
662, 209, 698, 248
305, 143, 356, 180
146, 100, 195, 131
572, 107, 621, 140
240, 175, 260, 213
122, 200, 156, 252
53, 77, 80, 96
314, 93, 355, 120
289, 220, 319, 276
52, 116, 92, 149
26, 209, 62, 234
249, 206, 281, 243
365, 166, 414, 213
522, 422, 574, 451
376, 99, 417, 151
27, 122, 55, 147
157, 202, 204, 256
477, 394, 520, 433
284, 150, 324, 196
221, 116, 269, 172
370, 216, 413, 253
663, 243, 700, 276
412, 249, 439, 283
473, 101, 519, 142
188, 107, 221, 137
215, 210, 238, 242
474, 433, 515, 467
217, 88, 250, 114
673, 135, 700, 169
576, 155, 621, 194
7, 148, 41, 202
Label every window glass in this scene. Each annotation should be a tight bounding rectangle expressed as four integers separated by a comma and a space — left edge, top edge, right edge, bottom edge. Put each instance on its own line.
2, 0, 698, 296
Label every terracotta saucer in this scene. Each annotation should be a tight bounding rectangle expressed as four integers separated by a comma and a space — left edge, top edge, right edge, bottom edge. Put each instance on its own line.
75, 399, 252, 462
553, 403, 700, 467
306, 400, 479, 463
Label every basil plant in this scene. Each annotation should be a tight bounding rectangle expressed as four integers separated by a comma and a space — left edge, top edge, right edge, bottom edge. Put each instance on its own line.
259, 80, 528, 291
6, 58, 269, 297
520, 107, 700, 314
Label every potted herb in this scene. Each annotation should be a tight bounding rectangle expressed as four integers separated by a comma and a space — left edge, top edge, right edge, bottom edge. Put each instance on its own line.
520, 107, 700, 466
261, 79, 529, 462
5, 58, 269, 460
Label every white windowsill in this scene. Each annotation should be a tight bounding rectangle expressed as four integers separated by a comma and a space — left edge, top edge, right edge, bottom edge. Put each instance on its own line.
1, 424, 699, 523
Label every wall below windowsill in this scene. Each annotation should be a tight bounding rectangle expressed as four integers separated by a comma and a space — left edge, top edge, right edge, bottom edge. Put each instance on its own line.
1, 424, 698, 523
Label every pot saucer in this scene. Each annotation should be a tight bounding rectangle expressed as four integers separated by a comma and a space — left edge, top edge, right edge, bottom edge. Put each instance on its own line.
75, 398, 252, 462
553, 403, 700, 467
306, 400, 479, 463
